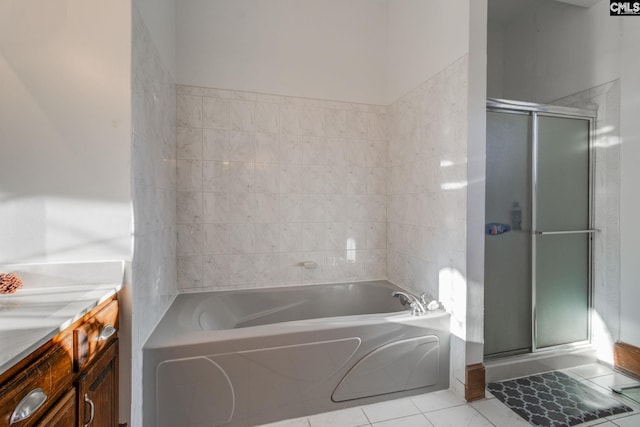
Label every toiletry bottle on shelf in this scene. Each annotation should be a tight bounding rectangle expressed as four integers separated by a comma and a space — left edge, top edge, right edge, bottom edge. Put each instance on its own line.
511, 201, 522, 231
485, 223, 511, 235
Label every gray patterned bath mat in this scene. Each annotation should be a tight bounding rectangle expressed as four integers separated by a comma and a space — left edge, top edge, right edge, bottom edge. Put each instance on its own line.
488, 371, 633, 427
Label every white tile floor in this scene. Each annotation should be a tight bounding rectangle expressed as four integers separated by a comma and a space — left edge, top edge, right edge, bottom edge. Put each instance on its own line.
257, 364, 640, 427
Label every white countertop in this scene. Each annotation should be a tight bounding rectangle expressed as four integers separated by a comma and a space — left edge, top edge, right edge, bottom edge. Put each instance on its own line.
0, 260, 124, 376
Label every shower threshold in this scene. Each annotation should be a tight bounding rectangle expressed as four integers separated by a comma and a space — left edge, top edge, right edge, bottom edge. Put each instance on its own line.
484, 343, 597, 383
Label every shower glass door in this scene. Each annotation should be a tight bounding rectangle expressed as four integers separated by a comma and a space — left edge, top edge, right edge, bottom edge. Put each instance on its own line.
485, 100, 594, 358
484, 111, 532, 356
534, 115, 591, 349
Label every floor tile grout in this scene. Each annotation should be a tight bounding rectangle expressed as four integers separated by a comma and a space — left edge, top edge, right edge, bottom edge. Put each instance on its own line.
360, 407, 372, 426
465, 404, 496, 427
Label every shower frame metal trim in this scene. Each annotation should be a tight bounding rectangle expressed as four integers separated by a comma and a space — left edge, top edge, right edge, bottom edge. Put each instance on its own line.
486, 98, 597, 356
487, 98, 595, 118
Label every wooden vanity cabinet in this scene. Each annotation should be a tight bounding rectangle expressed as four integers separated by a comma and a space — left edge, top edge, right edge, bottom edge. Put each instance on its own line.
0, 296, 119, 427
76, 340, 118, 427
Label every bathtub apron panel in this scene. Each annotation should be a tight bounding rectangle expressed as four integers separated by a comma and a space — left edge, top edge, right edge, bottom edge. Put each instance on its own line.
332, 335, 440, 401
157, 338, 361, 426
157, 357, 234, 427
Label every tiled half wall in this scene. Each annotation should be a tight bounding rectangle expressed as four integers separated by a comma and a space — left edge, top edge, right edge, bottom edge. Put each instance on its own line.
176, 55, 469, 293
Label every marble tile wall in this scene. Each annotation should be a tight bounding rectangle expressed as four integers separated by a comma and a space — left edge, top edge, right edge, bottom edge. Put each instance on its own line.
176, 86, 387, 290
131, 7, 177, 426
386, 56, 469, 300
551, 80, 621, 359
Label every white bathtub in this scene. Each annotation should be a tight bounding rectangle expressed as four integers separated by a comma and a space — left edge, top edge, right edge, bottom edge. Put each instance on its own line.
143, 280, 450, 427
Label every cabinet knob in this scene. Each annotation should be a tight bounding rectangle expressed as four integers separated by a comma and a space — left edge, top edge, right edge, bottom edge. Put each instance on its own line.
98, 323, 117, 341
83, 393, 95, 426
10, 388, 47, 425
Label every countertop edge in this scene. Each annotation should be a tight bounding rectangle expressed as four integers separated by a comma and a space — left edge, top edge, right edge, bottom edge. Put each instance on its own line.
0, 284, 121, 377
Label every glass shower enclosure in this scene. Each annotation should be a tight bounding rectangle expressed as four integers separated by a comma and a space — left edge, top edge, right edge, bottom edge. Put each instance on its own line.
484, 99, 595, 357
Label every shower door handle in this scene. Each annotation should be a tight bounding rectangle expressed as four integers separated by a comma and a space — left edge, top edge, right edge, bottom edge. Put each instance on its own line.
533, 229, 599, 235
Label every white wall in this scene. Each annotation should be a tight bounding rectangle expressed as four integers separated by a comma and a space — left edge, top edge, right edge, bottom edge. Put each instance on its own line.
177, 0, 473, 105
0, 0, 132, 264
500, 0, 619, 103
386, 0, 471, 103
176, 0, 387, 105
133, 0, 176, 78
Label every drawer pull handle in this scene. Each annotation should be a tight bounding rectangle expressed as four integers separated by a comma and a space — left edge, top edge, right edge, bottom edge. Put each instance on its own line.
84, 393, 95, 426
10, 388, 47, 425
98, 324, 116, 341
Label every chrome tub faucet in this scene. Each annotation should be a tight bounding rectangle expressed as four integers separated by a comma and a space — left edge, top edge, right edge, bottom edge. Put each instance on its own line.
392, 291, 427, 316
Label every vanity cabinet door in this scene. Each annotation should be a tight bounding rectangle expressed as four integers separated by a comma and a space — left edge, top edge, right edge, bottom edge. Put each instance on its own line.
76, 340, 118, 427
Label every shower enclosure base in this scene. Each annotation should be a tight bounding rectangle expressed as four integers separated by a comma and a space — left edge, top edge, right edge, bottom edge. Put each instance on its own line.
485, 344, 597, 382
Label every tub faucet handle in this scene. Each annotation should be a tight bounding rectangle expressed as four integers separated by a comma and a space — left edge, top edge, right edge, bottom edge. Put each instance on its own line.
419, 293, 429, 305
409, 300, 427, 316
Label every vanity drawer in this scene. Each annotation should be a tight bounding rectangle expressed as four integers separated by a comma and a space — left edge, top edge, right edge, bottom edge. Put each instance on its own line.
74, 300, 118, 372
33, 387, 75, 426
0, 337, 73, 426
